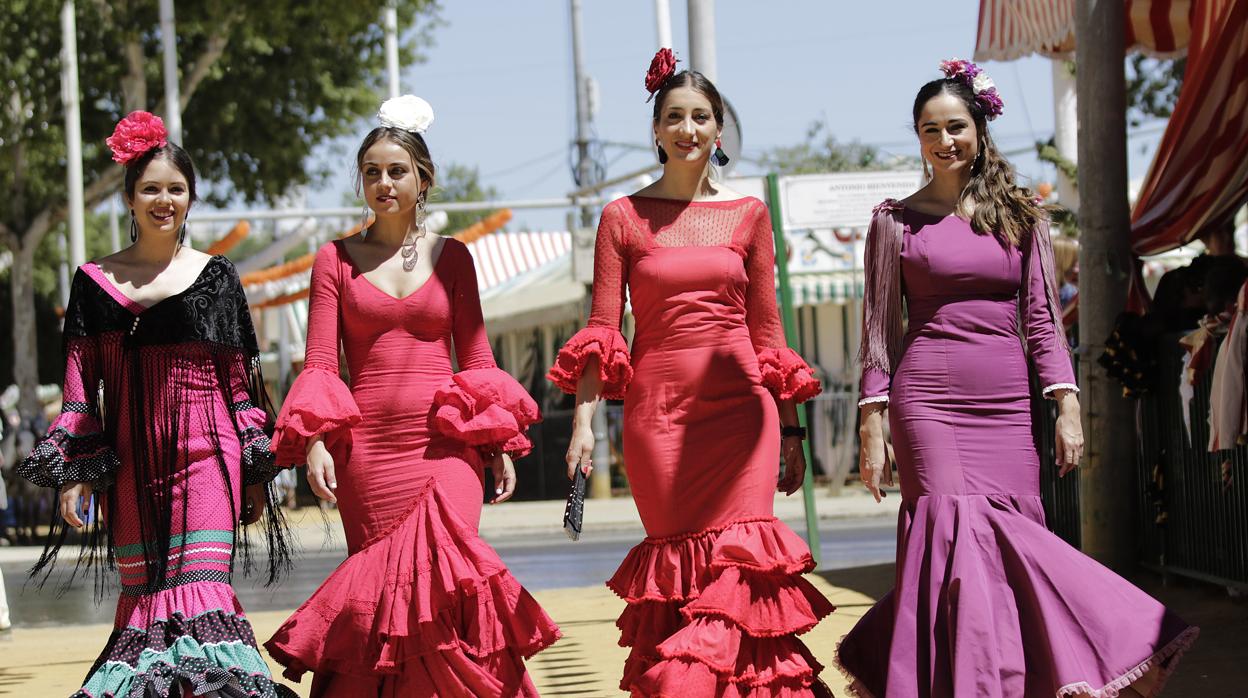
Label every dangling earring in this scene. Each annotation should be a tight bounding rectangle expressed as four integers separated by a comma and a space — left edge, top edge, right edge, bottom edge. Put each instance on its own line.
129, 211, 138, 242
656, 140, 668, 164
359, 202, 371, 238
178, 216, 188, 248
713, 139, 730, 167
401, 193, 429, 272
921, 156, 931, 181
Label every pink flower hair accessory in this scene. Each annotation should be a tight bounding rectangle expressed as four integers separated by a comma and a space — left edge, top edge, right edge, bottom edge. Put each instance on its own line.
106, 111, 168, 166
939, 58, 1005, 121
645, 48, 679, 100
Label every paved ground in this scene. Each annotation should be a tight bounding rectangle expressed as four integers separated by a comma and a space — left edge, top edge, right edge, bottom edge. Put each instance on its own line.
1, 489, 1245, 696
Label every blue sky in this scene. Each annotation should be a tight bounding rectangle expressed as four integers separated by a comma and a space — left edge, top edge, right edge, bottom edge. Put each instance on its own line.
305, 2, 1166, 231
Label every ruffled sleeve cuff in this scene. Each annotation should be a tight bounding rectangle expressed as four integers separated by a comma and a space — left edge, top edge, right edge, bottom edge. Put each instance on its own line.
16, 412, 119, 491
269, 366, 362, 467
230, 402, 282, 486
433, 367, 542, 458
757, 347, 822, 403
1041, 382, 1080, 399
547, 326, 634, 400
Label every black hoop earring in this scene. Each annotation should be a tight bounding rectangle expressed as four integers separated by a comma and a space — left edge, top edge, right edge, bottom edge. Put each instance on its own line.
178, 221, 187, 247
656, 141, 668, 164
129, 212, 138, 243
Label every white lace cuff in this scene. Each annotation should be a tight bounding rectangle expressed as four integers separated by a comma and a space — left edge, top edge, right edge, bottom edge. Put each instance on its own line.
858, 395, 890, 408
1042, 383, 1080, 398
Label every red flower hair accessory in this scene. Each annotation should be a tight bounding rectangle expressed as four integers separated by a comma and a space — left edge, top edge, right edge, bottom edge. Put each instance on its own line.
106, 111, 168, 166
645, 48, 679, 100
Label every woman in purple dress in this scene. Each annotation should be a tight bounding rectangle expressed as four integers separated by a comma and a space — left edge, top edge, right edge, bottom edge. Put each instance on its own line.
836, 61, 1198, 697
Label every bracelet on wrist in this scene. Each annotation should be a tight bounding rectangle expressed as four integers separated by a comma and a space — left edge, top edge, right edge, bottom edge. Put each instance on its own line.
780, 425, 807, 440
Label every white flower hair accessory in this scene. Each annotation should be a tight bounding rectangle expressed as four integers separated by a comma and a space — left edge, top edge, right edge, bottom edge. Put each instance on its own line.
378, 95, 435, 134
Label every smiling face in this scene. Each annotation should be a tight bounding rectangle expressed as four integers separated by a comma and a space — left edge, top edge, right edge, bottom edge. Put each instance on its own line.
916, 91, 980, 180
126, 156, 191, 239
360, 138, 428, 218
654, 85, 722, 166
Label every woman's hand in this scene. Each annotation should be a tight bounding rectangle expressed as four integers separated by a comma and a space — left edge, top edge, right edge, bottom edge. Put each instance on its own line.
241, 483, 266, 525
59, 481, 93, 528
1054, 391, 1083, 477
565, 422, 595, 480
778, 435, 806, 495
306, 436, 337, 503
489, 452, 517, 505
859, 408, 892, 503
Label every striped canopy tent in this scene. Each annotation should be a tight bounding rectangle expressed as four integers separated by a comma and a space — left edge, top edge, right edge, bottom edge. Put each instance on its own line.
1129, 0, 1248, 258
974, 0, 1202, 60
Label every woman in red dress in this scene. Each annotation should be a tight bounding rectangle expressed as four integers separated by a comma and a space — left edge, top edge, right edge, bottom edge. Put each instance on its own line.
264, 96, 560, 697
549, 51, 835, 697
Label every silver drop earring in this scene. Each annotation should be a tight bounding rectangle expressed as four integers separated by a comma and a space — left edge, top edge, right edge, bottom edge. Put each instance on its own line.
400, 195, 429, 272
360, 203, 371, 239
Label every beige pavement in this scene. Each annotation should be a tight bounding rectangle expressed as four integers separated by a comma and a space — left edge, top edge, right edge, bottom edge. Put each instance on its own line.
0, 574, 876, 697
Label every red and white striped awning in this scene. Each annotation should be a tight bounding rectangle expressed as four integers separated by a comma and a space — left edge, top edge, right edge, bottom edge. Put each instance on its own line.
466, 230, 571, 292
974, 0, 1204, 61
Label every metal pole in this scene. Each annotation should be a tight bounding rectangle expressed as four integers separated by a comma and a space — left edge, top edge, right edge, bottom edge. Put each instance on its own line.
1052, 60, 1079, 212
654, 0, 673, 49
1075, 0, 1134, 570
686, 0, 717, 82
61, 1, 85, 270
57, 234, 71, 310
767, 173, 821, 564
159, 0, 182, 143
569, 0, 596, 229
384, 3, 401, 98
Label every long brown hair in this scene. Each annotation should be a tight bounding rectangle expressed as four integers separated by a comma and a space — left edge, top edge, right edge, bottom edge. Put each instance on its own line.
913, 79, 1044, 247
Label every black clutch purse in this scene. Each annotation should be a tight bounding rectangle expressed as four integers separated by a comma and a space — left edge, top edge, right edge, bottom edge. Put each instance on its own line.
563, 466, 587, 541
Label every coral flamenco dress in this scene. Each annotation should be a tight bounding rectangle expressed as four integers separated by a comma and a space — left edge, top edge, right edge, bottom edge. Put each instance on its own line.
549, 195, 835, 697
19, 257, 293, 697
264, 237, 560, 697
836, 201, 1198, 697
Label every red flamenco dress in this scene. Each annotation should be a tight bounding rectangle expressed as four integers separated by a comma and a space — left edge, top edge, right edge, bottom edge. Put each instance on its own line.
263, 238, 559, 697
548, 196, 835, 697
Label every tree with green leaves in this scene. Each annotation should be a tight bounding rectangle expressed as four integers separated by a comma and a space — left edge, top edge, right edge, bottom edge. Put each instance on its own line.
434, 163, 500, 234
758, 119, 912, 175
0, 0, 441, 415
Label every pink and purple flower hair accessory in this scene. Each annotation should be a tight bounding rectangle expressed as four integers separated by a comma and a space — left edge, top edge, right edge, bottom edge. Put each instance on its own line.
939, 58, 1005, 121
106, 111, 168, 165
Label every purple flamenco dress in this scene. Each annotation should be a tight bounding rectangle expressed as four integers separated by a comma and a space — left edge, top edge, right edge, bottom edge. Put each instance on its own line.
836, 201, 1198, 697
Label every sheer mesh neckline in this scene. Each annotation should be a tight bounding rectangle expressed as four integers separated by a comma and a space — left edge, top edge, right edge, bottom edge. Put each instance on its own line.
629, 194, 759, 207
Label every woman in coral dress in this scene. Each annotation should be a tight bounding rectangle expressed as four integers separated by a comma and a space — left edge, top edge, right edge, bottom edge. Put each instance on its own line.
263, 96, 559, 697
19, 112, 293, 697
549, 51, 834, 697
836, 60, 1198, 697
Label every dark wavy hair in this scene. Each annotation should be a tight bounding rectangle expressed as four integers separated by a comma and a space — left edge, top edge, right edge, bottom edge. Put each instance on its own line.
123, 144, 198, 204
913, 78, 1043, 247
651, 70, 725, 128
355, 127, 436, 201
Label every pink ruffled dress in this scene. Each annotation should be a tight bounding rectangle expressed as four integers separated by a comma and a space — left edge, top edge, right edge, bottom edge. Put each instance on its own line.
548, 196, 833, 697
264, 238, 560, 697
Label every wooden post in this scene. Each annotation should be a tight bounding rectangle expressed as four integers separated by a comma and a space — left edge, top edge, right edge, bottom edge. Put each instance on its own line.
1074, 0, 1136, 570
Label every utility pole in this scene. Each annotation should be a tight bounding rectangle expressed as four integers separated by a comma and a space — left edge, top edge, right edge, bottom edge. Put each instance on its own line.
1075, 0, 1135, 570
569, 0, 611, 499
159, 0, 184, 246
1052, 60, 1079, 211
384, 2, 401, 99
687, 0, 717, 81
655, 0, 673, 50
61, 1, 85, 270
